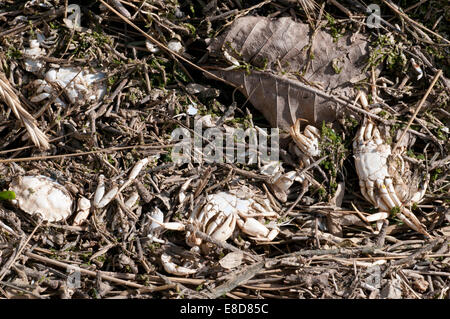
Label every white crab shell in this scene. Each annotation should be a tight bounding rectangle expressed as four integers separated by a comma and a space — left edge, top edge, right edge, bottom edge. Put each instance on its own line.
188, 192, 238, 244
10, 175, 73, 222
25, 36, 106, 107
43, 67, 107, 105
187, 191, 278, 245
23, 39, 46, 73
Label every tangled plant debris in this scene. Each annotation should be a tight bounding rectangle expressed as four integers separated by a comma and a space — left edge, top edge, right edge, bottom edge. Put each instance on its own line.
0, 0, 448, 300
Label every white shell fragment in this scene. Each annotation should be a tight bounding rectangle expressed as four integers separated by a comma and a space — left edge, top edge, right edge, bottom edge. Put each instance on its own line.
124, 191, 139, 209
186, 104, 198, 116
167, 39, 183, 53
54, 67, 105, 104
161, 253, 198, 276
63, 4, 82, 30
73, 196, 91, 226
24, 34, 106, 106
145, 40, 160, 53
261, 161, 305, 202
30, 67, 106, 107
148, 207, 164, 233
186, 83, 208, 95
410, 58, 423, 80
23, 40, 46, 73
118, 157, 150, 192
223, 50, 240, 67
178, 178, 193, 204
96, 185, 119, 209
92, 158, 149, 210
147, 208, 166, 244
290, 120, 321, 158
93, 174, 106, 208
219, 251, 244, 269
10, 175, 73, 222
260, 161, 283, 177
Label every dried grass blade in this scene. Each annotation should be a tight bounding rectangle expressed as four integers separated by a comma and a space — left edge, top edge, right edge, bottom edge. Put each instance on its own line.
0, 72, 50, 150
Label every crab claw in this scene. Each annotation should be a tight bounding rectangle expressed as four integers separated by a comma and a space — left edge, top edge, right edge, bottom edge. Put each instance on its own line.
236, 218, 279, 242
290, 118, 320, 158
161, 253, 198, 276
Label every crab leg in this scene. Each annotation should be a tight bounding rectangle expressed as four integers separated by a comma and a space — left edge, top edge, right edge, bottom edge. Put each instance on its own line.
160, 253, 198, 276
377, 179, 430, 236
397, 208, 430, 237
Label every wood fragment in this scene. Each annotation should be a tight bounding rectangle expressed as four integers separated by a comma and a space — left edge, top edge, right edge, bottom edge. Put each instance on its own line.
204, 261, 265, 298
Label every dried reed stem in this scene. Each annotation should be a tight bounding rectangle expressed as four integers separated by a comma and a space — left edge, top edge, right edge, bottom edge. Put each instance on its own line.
0, 72, 50, 150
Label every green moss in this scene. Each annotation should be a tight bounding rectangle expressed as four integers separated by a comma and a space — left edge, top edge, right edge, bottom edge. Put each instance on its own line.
92, 31, 111, 46
148, 242, 161, 251
160, 151, 173, 163
317, 187, 327, 199
6, 46, 22, 59
436, 126, 447, 140
319, 122, 348, 197
321, 122, 342, 144
390, 206, 401, 217
332, 63, 342, 74
174, 66, 189, 83
49, 21, 59, 29
431, 168, 442, 182
182, 23, 196, 36
255, 58, 269, 71
325, 13, 344, 42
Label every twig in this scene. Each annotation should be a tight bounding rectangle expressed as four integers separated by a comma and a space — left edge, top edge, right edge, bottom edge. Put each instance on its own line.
375, 220, 389, 248
204, 260, 265, 298
109, 0, 132, 19
208, 9, 239, 22
0, 280, 45, 299
0, 220, 42, 283
0, 143, 174, 164
392, 69, 442, 153
155, 272, 208, 299
281, 181, 309, 218
382, 0, 450, 45
391, 238, 445, 266
328, 0, 353, 18
97, 0, 238, 89
0, 8, 65, 38
0, 73, 50, 150
25, 251, 176, 292
193, 166, 214, 198
217, 163, 270, 181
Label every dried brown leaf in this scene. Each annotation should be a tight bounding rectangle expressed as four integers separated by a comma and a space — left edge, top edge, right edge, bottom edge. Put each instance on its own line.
208, 17, 376, 129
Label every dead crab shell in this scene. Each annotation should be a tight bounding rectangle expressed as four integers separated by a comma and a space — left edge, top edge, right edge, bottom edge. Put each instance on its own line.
186, 191, 279, 246
10, 175, 73, 222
